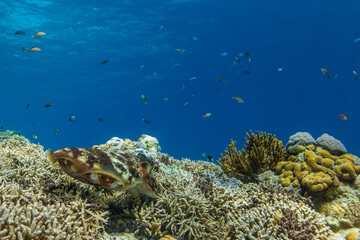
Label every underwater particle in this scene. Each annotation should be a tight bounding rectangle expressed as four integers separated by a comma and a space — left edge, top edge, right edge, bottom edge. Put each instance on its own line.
141, 95, 148, 104
241, 70, 252, 75
232, 96, 244, 103
172, 63, 180, 68
174, 48, 186, 53
277, 67, 283, 72
159, 25, 164, 31
163, 97, 169, 101
183, 101, 189, 107
14, 30, 25, 35
28, 47, 41, 52
142, 119, 151, 124
55, 128, 60, 136
69, 115, 76, 121
354, 38, 360, 44
33, 31, 46, 38
139, 64, 144, 71
239, 52, 253, 57
44, 103, 52, 108
19, 47, 25, 52
216, 77, 228, 82
192, 36, 198, 41
98, 117, 104, 122
339, 114, 347, 120
182, 84, 185, 90
202, 113, 211, 119
321, 68, 330, 78
31, 133, 38, 140
100, 60, 109, 64
153, 72, 156, 76
26, 104, 30, 110
219, 52, 229, 56
353, 71, 357, 81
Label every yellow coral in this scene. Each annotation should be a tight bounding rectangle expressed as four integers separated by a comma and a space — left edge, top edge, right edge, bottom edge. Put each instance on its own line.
317, 147, 339, 160
320, 158, 334, 168
307, 144, 315, 150
301, 172, 333, 192
334, 162, 356, 181
346, 232, 358, 240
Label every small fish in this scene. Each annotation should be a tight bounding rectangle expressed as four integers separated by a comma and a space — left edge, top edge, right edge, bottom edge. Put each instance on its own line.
220, 52, 229, 56
20, 47, 25, 52
44, 103, 52, 108
232, 57, 241, 65
55, 128, 60, 136
239, 52, 253, 57
207, 155, 213, 161
241, 70, 251, 75
26, 104, 30, 110
33, 32, 46, 38
0, 125, 3, 131
183, 102, 189, 107
98, 117, 104, 122
153, 72, 157, 76
354, 38, 360, 44
192, 36, 198, 41
159, 25, 164, 31
339, 114, 347, 120
175, 48, 186, 53
353, 71, 358, 81
69, 115, 76, 121
321, 68, 330, 78
192, 91, 196, 97
139, 65, 144, 71
143, 119, 151, 124
277, 67, 283, 72
248, 58, 252, 64
232, 96, 244, 103
14, 30, 25, 35
31, 133, 38, 140
189, 77, 197, 81
101, 60, 109, 64
163, 97, 169, 101
202, 113, 211, 119
202, 153, 206, 157
141, 95, 148, 104
216, 77, 228, 82
182, 84, 185, 90
28, 47, 41, 52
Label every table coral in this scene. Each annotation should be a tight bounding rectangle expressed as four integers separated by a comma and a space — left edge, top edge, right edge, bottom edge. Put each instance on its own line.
218, 130, 286, 180
276, 143, 360, 192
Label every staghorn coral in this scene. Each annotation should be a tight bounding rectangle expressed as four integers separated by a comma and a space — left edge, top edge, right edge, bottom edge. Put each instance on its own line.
0, 137, 129, 239
218, 130, 286, 180
276, 144, 360, 192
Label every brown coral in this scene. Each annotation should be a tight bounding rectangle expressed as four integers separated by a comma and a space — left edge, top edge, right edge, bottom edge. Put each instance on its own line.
218, 130, 286, 180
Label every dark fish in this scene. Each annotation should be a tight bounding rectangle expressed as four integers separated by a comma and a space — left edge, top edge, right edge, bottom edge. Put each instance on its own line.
0, 125, 3, 131
241, 70, 251, 75
14, 30, 25, 35
69, 115, 76, 121
26, 104, 30, 110
216, 77, 228, 82
143, 119, 151, 124
207, 155, 213, 161
239, 52, 253, 57
101, 60, 109, 64
98, 117, 104, 122
44, 103, 52, 108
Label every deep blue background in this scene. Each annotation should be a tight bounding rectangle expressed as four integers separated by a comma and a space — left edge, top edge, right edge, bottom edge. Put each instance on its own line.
1, 0, 359, 160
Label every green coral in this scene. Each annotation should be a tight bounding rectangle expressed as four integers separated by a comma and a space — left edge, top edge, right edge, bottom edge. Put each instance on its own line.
218, 130, 286, 180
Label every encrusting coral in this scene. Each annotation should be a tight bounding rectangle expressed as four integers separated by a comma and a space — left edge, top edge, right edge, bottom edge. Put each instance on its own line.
218, 130, 286, 180
276, 144, 360, 192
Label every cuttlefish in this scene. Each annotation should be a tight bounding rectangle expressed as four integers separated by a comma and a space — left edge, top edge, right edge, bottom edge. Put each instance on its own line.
46, 148, 157, 198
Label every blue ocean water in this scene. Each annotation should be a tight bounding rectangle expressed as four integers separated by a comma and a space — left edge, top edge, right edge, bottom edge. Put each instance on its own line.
1, 0, 359, 160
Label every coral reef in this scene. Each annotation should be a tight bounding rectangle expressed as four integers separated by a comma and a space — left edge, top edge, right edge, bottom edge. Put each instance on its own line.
316, 133, 347, 155
276, 143, 360, 192
0, 130, 27, 142
218, 130, 286, 180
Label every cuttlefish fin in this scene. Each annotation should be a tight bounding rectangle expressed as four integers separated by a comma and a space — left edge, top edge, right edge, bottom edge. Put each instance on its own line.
46, 149, 57, 165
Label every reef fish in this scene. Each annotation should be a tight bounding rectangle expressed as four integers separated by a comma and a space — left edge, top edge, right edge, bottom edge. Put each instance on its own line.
46, 148, 157, 198
321, 68, 330, 78
28, 47, 41, 52
33, 32, 46, 38
14, 30, 25, 35
339, 114, 347, 120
